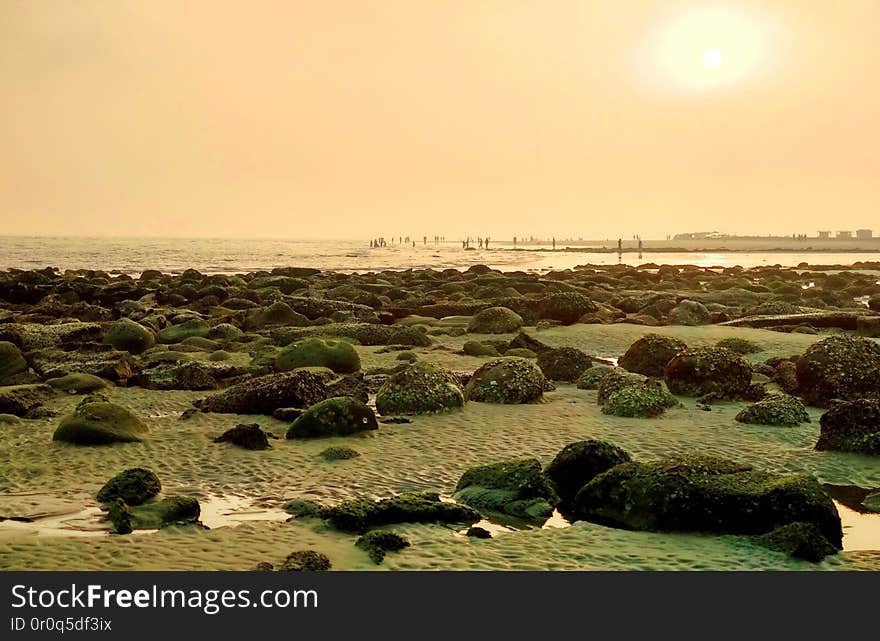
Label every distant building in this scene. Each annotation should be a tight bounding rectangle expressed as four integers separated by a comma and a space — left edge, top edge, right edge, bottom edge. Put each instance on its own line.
837, 231, 853, 239
856, 229, 873, 239
818, 231, 831, 239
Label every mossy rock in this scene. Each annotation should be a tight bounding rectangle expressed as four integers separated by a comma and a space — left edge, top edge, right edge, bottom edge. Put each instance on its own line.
815, 399, 880, 455
575, 364, 614, 390
156, 319, 210, 344
602, 382, 679, 418
465, 357, 546, 404
356, 530, 410, 564
97, 468, 161, 505
536, 347, 593, 382
214, 423, 271, 450
46, 372, 108, 394
796, 335, 880, 407
863, 492, 880, 512
667, 300, 711, 326
735, 394, 810, 427
277, 550, 331, 572
572, 455, 842, 547
319, 446, 361, 461
0, 383, 54, 418
505, 348, 536, 359
128, 496, 201, 530
664, 347, 752, 399
716, 337, 763, 355
53, 399, 148, 445
180, 336, 220, 351
322, 491, 480, 533
207, 323, 244, 341
395, 351, 417, 362
467, 307, 524, 334
375, 362, 464, 415
540, 292, 597, 325
284, 499, 324, 518
195, 371, 327, 415
275, 338, 361, 374
454, 458, 558, 522
104, 318, 156, 354
545, 440, 632, 508
596, 369, 647, 404
619, 334, 687, 377
752, 522, 838, 562
463, 341, 500, 357
0, 341, 28, 383
286, 397, 378, 438
208, 350, 231, 362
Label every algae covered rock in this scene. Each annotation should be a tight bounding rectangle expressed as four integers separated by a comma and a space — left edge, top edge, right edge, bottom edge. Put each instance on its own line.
157, 319, 210, 344
454, 458, 558, 522
735, 394, 810, 427
575, 364, 614, 390
544, 440, 631, 507
97, 468, 161, 505
103, 318, 155, 354
277, 550, 331, 572
796, 335, 880, 407
540, 292, 597, 325
319, 446, 361, 461
467, 307, 524, 334
667, 300, 711, 326
275, 338, 360, 374
536, 347, 593, 382
356, 530, 410, 564
0, 341, 28, 384
716, 337, 763, 355
572, 455, 842, 547
46, 372, 108, 394
596, 368, 647, 405
214, 423, 271, 450
375, 362, 464, 415
752, 521, 838, 562
195, 371, 327, 415
815, 399, 880, 455
286, 397, 378, 438
53, 398, 148, 445
463, 341, 500, 357
619, 334, 686, 377
0, 383, 55, 417
664, 347, 752, 399
130, 496, 201, 530
322, 491, 480, 533
465, 357, 546, 404
602, 382, 678, 418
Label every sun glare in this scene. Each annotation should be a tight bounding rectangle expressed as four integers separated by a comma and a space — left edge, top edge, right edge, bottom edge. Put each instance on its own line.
703, 48, 723, 67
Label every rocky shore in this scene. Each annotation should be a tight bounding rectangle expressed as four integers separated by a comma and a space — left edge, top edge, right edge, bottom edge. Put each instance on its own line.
0, 263, 878, 571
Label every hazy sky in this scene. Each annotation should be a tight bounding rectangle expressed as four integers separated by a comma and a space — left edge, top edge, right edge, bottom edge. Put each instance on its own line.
2, 1, 878, 239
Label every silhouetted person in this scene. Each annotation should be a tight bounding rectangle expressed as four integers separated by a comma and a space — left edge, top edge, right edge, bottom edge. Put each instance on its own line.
617, 238, 622, 252
552, 237, 556, 250
485, 237, 490, 249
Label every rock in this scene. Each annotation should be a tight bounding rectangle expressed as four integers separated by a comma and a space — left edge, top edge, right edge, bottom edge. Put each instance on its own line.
506, 331, 552, 354
107, 499, 132, 534
325, 372, 370, 403
272, 407, 303, 421
207, 323, 244, 341
815, 399, 880, 455
157, 319, 210, 344
0, 322, 103, 351
0, 384, 55, 417
752, 522, 838, 562
277, 550, 331, 572
664, 347, 752, 399
544, 440, 632, 508
284, 499, 324, 518
275, 338, 360, 374
0, 413, 21, 425
575, 364, 614, 390
244, 302, 309, 330
855, 316, 880, 338
253, 562, 275, 571
467, 307, 524, 334
319, 446, 361, 461
601, 381, 678, 418
536, 347, 593, 382
668, 300, 711, 326
53, 398, 149, 445
505, 348, 536, 359
0, 341, 28, 384
195, 371, 327, 415
465, 357, 546, 404
46, 372, 108, 394
796, 335, 880, 407
135, 362, 218, 391
103, 318, 155, 355
596, 369, 647, 404
379, 416, 411, 424
863, 492, 880, 512
466, 526, 492, 538
286, 397, 378, 438
322, 491, 480, 533
375, 362, 464, 415
97, 468, 161, 505
179, 408, 199, 421
572, 455, 842, 547
454, 458, 558, 522
125, 496, 201, 530
735, 394, 810, 427
354, 324, 432, 347
395, 351, 417, 362
774, 360, 800, 394
213, 423, 271, 450
28, 348, 140, 383
540, 292, 597, 325
356, 530, 410, 564
463, 341, 500, 357
619, 334, 687, 377
716, 337, 763, 354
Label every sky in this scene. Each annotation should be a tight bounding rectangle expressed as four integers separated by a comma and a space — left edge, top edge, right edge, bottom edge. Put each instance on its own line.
2, 1, 878, 240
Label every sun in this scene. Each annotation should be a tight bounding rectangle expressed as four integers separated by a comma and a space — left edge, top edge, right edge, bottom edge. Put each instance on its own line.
703, 48, 723, 68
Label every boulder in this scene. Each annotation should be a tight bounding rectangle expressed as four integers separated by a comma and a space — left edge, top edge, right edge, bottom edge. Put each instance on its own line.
244, 302, 309, 330
716, 337, 763, 355
0, 384, 54, 417
735, 394, 810, 427
602, 381, 678, 418
664, 347, 752, 399
575, 364, 614, 390
540, 292, 597, 325
286, 397, 378, 438
275, 338, 360, 374
319, 446, 361, 461
103, 318, 155, 354
467, 307, 524, 334
752, 522, 838, 563
97, 468, 161, 505
46, 372, 108, 394
322, 491, 480, 533
815, 399, 880, 455
619, 334, 686, 377
454, 458, 558, 522
214, 423, 272, 450
667, 300, 711, 326
596, 369, 647, 405
135, 362, 218, 391
465, 357, 546, 404
277, 550, 331, 572
463, 341, 500, 357
156, 319, 210, 344
536, 347, 593, 382
53, 398, 149, 445
195, 371, 327, 415
544, 440, 631, 508
375, 362, 464, 415
0, 341, 28, 384
356, 531, 410, 564
572, 455, 842, 547
796, 335, 880, 407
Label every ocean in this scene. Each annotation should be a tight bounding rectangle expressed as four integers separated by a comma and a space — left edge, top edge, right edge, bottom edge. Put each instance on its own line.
2, 236, 880, 275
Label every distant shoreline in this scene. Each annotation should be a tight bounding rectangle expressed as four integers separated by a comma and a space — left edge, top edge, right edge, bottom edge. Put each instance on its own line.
502, 246, 880, 254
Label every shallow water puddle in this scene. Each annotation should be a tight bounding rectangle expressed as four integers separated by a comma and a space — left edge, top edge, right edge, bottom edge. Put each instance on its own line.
835, 502, 880, 551
197, 495, 290, 529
